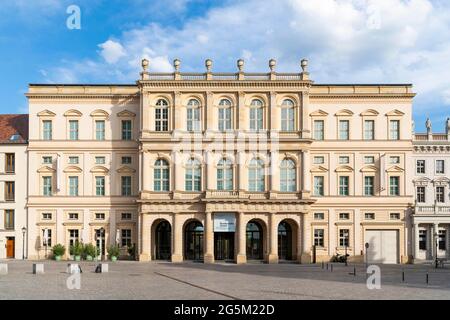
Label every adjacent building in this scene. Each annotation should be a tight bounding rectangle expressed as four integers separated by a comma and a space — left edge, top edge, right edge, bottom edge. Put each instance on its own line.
0, 114, 28, 259
24, 58, 417, 264
411, 119, 450, 262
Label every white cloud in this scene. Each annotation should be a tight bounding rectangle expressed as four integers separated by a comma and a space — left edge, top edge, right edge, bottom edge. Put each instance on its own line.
98, 40, 127, 64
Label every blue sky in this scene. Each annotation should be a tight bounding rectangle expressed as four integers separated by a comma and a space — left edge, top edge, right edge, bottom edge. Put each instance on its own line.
1, 0, 449, 132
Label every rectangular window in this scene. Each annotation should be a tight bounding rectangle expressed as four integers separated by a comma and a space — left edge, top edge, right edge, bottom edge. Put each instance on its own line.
419, 230, 427, 250
68, 213, 78, 220
339, 156, 349, 164
249, 107, 263, 131
218, 108, 232, 132
95, 120, 105, 140
95, 213, 105, 220
339, 213, 350, 220
43, 120, 52, 140
281, 107, 294, 131
4, 210, 14, 229
68, 229, 79, 248
121, 176, 132, 196
338, 120, 349, 140
436, 186, 445, 203
313, 176, 324, 196
121, 229, 132, 247
42, 213, 52, 220
95, 176, 105, 196
68, 156, 79, 164
314, 212, 324, 220
364, 156, 374, 164
389, 120, 400, 140
314, 229, 324, 247
364, 120, 374, 140
438, 230, 446, 250
68, 176, 78, 196
339, 229, 350, 247
121, 156, 132, 164
42, 229, 52, 247
121, 120, 132, 140
5, 181, 14, 201
390, 156, 400, 164
187, 107, 201, 132
436, 160, 445, 174
155, 107, 169, 132
416, 186, 426, 203
121, 213, 132, 220
389, 176, 400, 196
364, 212, 375, 220
313, 156, 324, 164
339, 176, 349, 196
364, 176, 374, 196
313, 120, 324, 140
5, 153, 15, 173
416, 160, 425, 174
95, 156, 105, 164
69, 120, 79, 140
43, 156, 53, 164
390, 213, 400, 220
43, 176, 52, 196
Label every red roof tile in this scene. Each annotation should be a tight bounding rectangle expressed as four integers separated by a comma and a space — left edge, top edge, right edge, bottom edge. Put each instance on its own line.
0, 114, 28, 143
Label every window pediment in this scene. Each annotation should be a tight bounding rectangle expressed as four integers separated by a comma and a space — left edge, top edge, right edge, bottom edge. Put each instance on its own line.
37, 110, 56, 117
413, 177, 431, 186
385, 109, 405, 116
311, 165, 328, 173
360, 109, 379, 116
386, 165, 404, 173
433, 177, 450, 186
116, 165, 136, 173
117, 110, 136, 117
90, 109, 110, 118
37, 166, 56, 173
360, 165, 378, 173
335, 165, 353, 172
310, 109, 328, 117
63, 166, 82, 173
335, 109, 354, 116
63, 109, 82, 117
90, 166, 109, 173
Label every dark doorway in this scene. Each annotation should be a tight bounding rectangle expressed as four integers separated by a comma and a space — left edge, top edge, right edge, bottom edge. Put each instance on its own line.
214, 232, 234, 261
95, 229, 105, 256
155, 220, 171, 260
278, 221, 292, 260
184, 221, 204, 261
6, 237, 14, 258
246, 221, 263, 260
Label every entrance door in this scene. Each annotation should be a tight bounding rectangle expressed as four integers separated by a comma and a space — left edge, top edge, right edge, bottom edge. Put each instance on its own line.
278, 221, 292, 260
214, 232, 235, 261
155, 221, 171, 260
246, 221, 263, 260
184, 221, 204, 261
6, 238, 15, 258
95, 229, 106, 256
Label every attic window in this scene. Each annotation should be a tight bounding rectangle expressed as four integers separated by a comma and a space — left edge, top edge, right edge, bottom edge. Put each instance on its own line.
9, 134, 21, 141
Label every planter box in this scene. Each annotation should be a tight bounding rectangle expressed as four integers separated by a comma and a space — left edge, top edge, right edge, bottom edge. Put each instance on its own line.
33, 263, 44, 274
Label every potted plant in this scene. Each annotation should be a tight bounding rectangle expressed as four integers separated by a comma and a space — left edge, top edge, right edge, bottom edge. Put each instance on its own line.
84, 243, 96, 261
107, 244, 120, 261
70, 241, 83, 261
127, 243, 136, 260
52, 244, 65, 261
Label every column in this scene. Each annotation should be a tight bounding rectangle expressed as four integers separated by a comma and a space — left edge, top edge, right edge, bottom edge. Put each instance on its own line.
236, 212, 247, 264
172, 213, 183, 262
206, 152, 215, 191
204, 211, 214, 263
297, 215, 303, 262
301, 91, 310, 138
269, 91, 277, 132
237, 151, 246, 191
139, 212, 150, 261
433, 223, 439, 260
414, 223, 419, 262
301, 213, 311, 263
174, 91, 182, 131
173, 152, 184, 197
269, 151, 279, 197
267, 212, 278, 263
206, 92, 214, 133
302, 150, 311, 197
142, 151, 150, 191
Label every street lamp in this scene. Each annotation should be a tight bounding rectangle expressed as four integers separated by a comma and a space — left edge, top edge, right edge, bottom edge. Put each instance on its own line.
21, 226, 27, 260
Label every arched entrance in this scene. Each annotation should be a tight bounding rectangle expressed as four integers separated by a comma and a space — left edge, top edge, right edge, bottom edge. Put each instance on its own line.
278, 221, 292, 260
184, 220, 204, 261
246, 220, 264, 260
155, 220, 171, 260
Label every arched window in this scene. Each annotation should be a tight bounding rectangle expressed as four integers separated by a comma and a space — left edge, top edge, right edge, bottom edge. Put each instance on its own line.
217, 158, 233, 191
218, 99, 232, 132
187, 99, 201, 132
185, 158, 201, 191
281, 99, 295, 131
248, 158, 265, 192
155, 99, 169, 132
280, 158, 296, 192
249, 99, 264, 131
154, 159, 169, 191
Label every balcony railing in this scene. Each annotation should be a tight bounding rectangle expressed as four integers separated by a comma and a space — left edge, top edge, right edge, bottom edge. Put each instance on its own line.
141, 72, 305, 81
415, 205, 450, 214
414, 133, 450, 141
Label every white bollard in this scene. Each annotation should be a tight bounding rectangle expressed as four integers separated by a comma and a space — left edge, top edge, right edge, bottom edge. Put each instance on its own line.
0, 263, 7, 275
95, 263, 108, 273
67, 263, 81, 274
33, 263, 44, 274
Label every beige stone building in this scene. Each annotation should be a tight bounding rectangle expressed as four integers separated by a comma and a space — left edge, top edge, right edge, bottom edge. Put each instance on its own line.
26, 59, 415, 264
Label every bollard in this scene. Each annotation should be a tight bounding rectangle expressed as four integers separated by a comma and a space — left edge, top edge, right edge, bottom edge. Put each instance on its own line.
33, 263, 44, 274
353, 266, 356, 276
67, 263, 81, 274
0, 263, 7, 275
321, 261, 324, 269
326, 263, 328, 270
426, 272, 429, 285
95, 263, 108, 273
402, 270, 405, 282
330, 264, 333, 272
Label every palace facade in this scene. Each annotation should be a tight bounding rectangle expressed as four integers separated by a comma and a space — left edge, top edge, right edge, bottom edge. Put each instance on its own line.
24, 59, 416, 264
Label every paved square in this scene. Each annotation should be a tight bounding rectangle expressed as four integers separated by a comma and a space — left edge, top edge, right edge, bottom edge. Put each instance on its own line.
1, 260, 450, 300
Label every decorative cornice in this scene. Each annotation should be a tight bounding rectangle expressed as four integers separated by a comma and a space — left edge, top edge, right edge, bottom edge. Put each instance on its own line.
26, 94, 139, 100
138, 81, 312, 89
310, 93, 415, 99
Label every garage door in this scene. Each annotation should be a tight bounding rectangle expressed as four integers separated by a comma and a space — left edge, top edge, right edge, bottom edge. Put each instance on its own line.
365, 230, 398, 264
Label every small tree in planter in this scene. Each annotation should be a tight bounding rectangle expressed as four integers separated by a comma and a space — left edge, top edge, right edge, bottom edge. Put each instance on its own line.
107, 244, 120, 261
127, 243, 136, 260
70, 241, 83, 261
84, 243, 97, 261
52, 244, 65, 261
